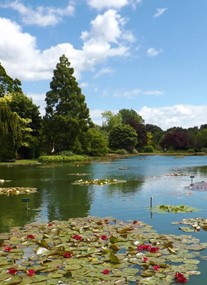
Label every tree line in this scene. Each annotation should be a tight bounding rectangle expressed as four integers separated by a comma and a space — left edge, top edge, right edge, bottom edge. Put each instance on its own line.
0, 55, 207, 162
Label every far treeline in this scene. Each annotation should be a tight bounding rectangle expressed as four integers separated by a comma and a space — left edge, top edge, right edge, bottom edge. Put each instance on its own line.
0, 54, 207, 162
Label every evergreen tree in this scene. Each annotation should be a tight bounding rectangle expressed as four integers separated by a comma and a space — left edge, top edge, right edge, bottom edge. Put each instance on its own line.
44, 55, 92, 153
0, 63, 23, 96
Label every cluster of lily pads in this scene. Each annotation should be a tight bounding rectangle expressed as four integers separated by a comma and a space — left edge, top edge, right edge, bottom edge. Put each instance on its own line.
173, 217, 207, 233
0, 187, 37, 196
72, 179, 127, 186
151, 205, 198, 214
0, 216, 206, 284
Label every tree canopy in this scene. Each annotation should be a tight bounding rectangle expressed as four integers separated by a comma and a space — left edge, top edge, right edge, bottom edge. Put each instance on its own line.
44, 55, 92, 154
0, 63, 22, 96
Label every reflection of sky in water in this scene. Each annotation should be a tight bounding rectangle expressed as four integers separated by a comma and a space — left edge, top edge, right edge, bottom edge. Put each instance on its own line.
1, 156, 207, 285
89, 156, 207, 227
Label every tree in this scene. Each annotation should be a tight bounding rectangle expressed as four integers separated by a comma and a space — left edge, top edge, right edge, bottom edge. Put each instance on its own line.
118, 109, 147, 150
85, 128, 108, 156
119, 108, 144, 126
146, 124, 164, 150
101, 111, 122, 132
0, 96, 29, 161
109, 125, 137, 151
160, 128, 190, 151
44, 55, 92, 153
195, 128, 207, 149
8, 92, 42, 158
0, 63, 22, 96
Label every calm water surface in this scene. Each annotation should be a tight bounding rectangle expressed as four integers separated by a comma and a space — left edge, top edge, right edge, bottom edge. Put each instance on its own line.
1, 155, 207, 284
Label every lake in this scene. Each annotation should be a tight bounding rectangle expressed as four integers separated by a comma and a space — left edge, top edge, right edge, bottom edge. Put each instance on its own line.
0, 155, 207, 284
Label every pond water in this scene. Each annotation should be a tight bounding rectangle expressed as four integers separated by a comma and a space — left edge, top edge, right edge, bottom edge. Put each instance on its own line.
1, 155, 207, 284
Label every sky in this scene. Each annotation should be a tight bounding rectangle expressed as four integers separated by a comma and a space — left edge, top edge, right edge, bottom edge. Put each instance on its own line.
0, 0, 207, 130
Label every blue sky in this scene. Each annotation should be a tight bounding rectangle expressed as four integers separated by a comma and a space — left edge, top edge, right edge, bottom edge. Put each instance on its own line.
0, 0, 207, 130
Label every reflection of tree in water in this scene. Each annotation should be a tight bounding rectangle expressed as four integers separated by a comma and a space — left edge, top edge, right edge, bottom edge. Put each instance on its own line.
104, 179, 143, 197
43, 182, 93, 221
0, 194, 38, 233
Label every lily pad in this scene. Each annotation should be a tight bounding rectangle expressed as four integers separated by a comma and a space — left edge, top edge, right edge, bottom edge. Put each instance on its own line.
72, 179, 127, 186
151, 204, 198, 213
0, 216, 206, 284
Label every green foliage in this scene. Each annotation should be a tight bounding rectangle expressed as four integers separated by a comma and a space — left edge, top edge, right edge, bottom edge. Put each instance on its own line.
142, 145, 155, 153
8, 92, 42, 158
119, 108, 144, 125
0, 63, 23, 96
44, 55, 92, 154
0, 97, 28, 161
101, 110, 122, 132
109, 124, 137, 151
0, 216, 205, 284
114, 148, 129, 155
151, 204, 198, 213
59, 150, 74, 156
38, 155, 90, 163
85, 128, 108, 156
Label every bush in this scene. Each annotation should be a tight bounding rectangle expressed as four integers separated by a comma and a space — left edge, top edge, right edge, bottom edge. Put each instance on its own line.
38, 155, 90, 163
142, 145, 154, 153
114, 149, 128, 155
59, 151, 74, 156
131, 149, 139, 154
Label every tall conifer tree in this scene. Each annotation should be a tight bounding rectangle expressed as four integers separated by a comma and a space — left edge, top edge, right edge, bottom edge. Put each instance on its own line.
44, 55, 92, 153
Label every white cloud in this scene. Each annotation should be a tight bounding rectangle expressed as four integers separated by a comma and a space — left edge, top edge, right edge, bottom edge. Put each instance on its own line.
87, 0, 142, 10
89, 109, 106, 125
0, 0, 75, 27
0, 10, 134, 81
140, 105, 207, 130
27, 93, 45, 116
147, 48, 163, 57
153, 8, 168, 18
113, 89, 163, 98
88, 105, 207, 130
94, 67, 114, 78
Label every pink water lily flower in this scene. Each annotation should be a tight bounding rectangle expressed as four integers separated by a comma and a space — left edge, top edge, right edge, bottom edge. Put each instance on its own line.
153, 265, 160, 271
63, 251, 73, 258
7, 268, 18, 275
72, 234, 83, 241
3, 246, 12, 252
27, 234, 35, 239
27, 269, 36, 276
102, 269, 110, 274
100, 235, 108, 240
175, 272, 188, 283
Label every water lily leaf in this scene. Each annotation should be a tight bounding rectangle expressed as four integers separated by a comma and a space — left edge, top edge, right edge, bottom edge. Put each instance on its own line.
122, 267, 139, 275
47, 272, 64, 279
28, 275, 48, 283
0, 273, 11, 281
110, 236, 118, 244
65, 264, 82, 270
2, 275, 22, 284
179, 227, 195, 232
36, 246, 49, 255
109, 253, 120, 264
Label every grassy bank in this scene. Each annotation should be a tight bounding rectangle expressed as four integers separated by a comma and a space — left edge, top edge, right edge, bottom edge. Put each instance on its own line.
0, 151, 206, 166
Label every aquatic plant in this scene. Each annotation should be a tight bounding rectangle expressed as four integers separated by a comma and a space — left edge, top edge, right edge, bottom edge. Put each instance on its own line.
0, 216, 205, 284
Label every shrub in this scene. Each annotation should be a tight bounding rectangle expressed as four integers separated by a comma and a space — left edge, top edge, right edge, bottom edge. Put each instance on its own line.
38, 155, 90, 163
142, 145, 154, 153
115, 149, 128, 155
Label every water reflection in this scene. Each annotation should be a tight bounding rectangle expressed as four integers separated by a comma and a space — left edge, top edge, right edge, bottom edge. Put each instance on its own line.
0, 156, 207, 234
